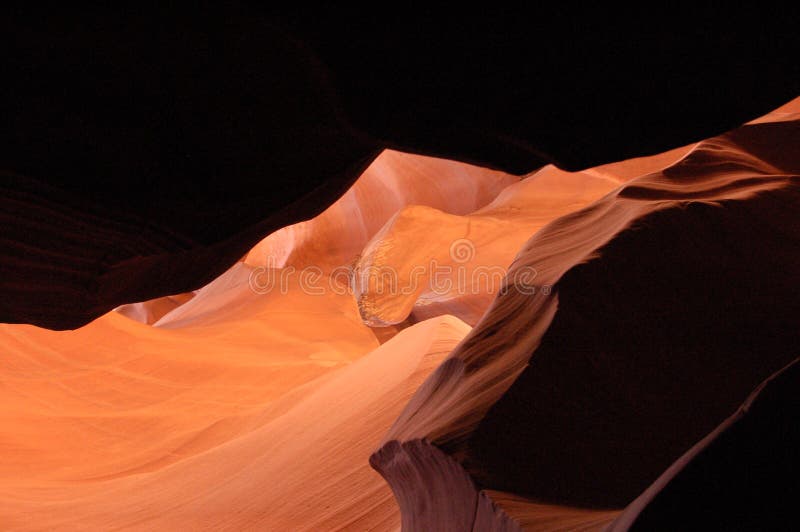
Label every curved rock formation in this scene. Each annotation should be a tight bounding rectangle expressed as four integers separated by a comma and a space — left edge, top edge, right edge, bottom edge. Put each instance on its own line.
353, 144, 696, 327
0, 103, 797, 529
0, 281, 470, 528
114, 293, 196, 325
353, 166, 622, 327
2, 10, 798, 330
244, 149, 518, 272
372, 115, 800, 528
2, 13, 799, 525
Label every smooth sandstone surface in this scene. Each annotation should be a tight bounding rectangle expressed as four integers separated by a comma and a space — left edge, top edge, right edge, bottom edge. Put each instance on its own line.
0, 99, 798, 530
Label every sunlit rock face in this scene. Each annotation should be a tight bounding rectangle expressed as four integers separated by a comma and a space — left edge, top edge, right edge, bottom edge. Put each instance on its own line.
352, 146, 695, 327
114, 293, 196, 325
4, 11, 798, 333
353, 166, 621, 327
0, 152, 513, 529
244, 149, 519, 272
0, 310, 469, 529
0, 98, 798, 530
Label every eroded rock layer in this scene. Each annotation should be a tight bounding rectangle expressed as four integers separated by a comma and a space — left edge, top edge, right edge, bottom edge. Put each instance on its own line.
373, 115, 800, 529
3, 11, 798, 330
